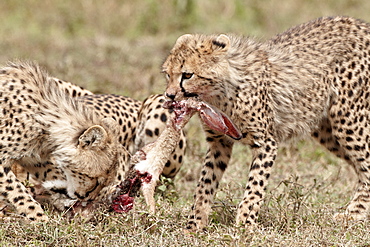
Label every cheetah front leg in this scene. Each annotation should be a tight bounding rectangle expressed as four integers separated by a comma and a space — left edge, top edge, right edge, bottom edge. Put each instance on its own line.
0, 164, 48, 222
186, 131, 234, 231
236, 136, 278, 229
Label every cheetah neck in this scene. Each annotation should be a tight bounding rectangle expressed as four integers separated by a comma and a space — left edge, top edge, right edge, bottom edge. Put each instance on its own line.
213, 38, 273, 135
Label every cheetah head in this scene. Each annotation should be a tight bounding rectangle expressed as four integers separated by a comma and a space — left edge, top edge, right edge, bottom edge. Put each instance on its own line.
162, 34, 231, 104
162, 34, 242, 139
51, 118, 129, 206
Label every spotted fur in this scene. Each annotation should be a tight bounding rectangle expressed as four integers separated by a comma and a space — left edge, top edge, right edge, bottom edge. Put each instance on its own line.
9, 71, 186, 216
0, 61, 129, 221
162, 16, 370, 230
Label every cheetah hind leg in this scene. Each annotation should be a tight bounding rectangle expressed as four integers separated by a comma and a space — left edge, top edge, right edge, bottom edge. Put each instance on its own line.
327, 177, 370, 222
312, 118, 370, 222
333, 181, 370, 222
324, 104, 370, 222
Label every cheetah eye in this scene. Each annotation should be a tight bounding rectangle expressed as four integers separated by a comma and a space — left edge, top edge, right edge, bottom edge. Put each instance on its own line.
165, 73, 170, 80
181, 72, 193, 80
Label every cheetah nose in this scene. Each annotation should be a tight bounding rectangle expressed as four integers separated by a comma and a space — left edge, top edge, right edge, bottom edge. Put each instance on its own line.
166, 93, 176, 100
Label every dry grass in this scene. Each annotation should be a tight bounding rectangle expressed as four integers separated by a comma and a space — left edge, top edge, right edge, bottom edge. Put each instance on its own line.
1, 0, 370, 246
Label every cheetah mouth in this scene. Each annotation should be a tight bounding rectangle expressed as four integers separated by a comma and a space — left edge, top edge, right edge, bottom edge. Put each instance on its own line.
163, 99, 242, 140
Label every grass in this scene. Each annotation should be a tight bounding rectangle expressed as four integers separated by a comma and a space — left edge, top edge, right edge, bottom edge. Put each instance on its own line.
1, 0, 370, 246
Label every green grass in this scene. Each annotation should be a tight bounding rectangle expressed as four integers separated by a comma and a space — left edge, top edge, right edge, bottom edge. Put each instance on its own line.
1, 0, 370, 246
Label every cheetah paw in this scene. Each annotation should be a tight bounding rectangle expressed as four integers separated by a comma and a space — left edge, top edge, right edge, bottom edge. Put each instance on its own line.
333, 212, 366, 223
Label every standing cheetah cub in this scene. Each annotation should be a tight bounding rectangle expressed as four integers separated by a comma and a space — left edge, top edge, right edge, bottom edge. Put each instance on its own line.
162, 16, 370, 230
0, 61, 128, 221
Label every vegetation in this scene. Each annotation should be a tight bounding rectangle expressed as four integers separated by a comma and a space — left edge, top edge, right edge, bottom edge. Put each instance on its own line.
1, 0, 370, 246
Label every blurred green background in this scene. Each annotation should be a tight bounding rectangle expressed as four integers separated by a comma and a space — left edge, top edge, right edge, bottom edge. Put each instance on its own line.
1, 0, 370, 100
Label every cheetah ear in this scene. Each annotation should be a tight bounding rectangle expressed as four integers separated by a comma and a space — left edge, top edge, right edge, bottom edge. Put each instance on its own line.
173, 34, 193, 49
78, 125, 108, 149
212, 34, 230, 52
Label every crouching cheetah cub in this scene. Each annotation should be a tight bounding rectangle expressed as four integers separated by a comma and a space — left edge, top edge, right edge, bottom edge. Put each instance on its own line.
0, 61, 129, 221
6, 77, 187, 218
162, 16, 370, 230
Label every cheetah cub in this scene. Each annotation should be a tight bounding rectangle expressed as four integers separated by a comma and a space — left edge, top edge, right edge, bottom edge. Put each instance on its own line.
162, 16, 370, 230
0, 61, 128, 221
